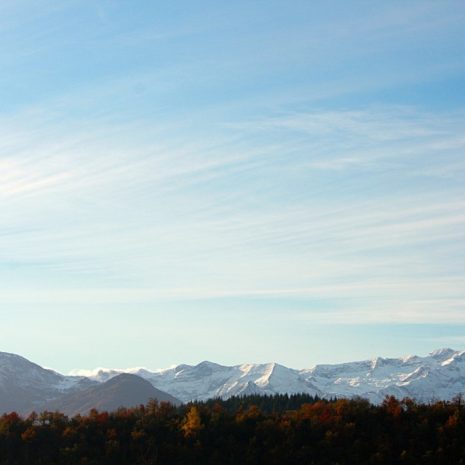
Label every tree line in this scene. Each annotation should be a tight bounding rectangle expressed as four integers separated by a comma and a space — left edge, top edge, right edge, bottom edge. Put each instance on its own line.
1, 393, 465, 464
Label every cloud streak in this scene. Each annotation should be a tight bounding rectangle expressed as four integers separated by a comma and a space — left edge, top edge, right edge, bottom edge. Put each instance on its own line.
1, 105, 464, 314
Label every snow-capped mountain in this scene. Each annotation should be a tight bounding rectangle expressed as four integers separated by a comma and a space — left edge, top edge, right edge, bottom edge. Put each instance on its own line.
2, 348, 465, 414
72, 348, 465, 404
85, 361, 322, 402
300, 348, 465, 403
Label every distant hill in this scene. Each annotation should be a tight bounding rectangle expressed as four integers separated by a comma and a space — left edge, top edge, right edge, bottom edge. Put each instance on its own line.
44, 373, 180, 415
0, 352, 179, 415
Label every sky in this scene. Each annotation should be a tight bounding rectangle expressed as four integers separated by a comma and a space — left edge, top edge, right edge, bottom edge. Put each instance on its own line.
1, 0, 465, 373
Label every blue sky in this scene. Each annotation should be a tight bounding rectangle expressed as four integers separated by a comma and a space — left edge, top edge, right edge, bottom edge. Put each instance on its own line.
1, 0, 465, 373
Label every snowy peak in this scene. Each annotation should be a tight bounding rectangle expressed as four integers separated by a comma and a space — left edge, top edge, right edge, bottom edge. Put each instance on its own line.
300, 349, 465, 403
76, 360, 321, 402
430, 348, 456, 360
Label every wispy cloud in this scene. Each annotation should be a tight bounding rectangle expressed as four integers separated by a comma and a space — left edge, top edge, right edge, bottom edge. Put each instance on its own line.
1, 104, 464, 315
0, 1, 465, 369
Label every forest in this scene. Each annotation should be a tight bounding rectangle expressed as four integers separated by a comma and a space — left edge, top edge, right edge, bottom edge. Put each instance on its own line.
1, 393, 465, 465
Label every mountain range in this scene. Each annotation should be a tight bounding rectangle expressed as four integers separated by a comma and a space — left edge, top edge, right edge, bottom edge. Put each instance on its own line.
1, 348, 465, 415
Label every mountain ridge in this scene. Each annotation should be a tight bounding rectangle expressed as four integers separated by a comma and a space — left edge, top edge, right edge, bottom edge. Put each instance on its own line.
1, 348, 465, 414
72, 348, 465, 403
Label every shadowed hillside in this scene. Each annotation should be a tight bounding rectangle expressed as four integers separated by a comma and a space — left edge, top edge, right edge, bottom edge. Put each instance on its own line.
43, 373, 180, 415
